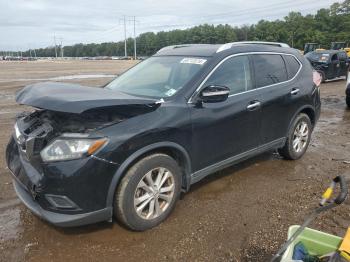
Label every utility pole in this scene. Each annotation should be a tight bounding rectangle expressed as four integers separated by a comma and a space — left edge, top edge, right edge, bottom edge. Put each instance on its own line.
123, 15, 127, 58
54, 35, 58, 58
59, 38, 64, 58
133, 16, 137, 60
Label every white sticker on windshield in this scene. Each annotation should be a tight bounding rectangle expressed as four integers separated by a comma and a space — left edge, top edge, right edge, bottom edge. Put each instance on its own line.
165, 88, 177, 97
180, 58, 207, 65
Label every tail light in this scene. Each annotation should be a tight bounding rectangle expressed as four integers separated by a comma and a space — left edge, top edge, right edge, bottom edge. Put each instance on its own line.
313, 71, 322, 87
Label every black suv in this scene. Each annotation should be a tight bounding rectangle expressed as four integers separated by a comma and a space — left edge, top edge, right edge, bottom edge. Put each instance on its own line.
6, 42, 321, 231
305, 50, 349, 82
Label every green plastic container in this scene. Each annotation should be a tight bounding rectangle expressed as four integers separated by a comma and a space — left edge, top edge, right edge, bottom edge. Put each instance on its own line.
281, 225, 343, 261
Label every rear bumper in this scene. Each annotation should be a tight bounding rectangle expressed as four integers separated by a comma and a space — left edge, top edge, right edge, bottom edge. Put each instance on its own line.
13, 179, 112, 227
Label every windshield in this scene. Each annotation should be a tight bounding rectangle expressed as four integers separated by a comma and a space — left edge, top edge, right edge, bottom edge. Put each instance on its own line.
305, 52, 330, 62
106, 56, 207, 98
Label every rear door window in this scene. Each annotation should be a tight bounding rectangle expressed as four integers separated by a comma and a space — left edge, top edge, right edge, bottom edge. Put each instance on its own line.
283, 55, 301, 79
253, 54, 288, 88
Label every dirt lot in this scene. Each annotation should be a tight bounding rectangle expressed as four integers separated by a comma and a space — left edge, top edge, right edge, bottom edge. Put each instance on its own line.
0, 60, 349, 262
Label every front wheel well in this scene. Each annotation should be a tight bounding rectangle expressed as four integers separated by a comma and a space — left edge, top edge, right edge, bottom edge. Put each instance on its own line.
107, 144, 191, 209
118, 145, 191, 192
145, 147, 190, 185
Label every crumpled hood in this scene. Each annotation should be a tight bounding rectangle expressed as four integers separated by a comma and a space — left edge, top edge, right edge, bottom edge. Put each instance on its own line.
16, 82, 159, 113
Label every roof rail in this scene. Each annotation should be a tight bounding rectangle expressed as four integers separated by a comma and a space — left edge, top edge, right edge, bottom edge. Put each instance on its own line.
216, 41, 290, 53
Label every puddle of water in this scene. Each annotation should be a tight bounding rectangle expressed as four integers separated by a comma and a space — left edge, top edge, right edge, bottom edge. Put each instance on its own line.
0, 198, 21, 210
0, 108, 23, 116
0, 93, 15, 100
0, 74, 117, 83
0, 207, 22, 242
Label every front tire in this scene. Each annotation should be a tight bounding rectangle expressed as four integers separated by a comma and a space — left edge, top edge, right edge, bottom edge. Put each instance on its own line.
346, 96, 350, 108
114, 153, 182, 231
278, 113, 312, 160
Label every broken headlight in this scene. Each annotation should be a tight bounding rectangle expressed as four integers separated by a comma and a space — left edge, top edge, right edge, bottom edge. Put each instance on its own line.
40, 137, 107, 162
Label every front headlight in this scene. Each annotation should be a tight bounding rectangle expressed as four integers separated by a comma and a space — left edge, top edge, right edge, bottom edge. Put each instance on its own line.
40, 138, 108, 162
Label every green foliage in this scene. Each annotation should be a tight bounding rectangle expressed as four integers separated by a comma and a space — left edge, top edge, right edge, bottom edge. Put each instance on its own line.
21, 0, 350, 57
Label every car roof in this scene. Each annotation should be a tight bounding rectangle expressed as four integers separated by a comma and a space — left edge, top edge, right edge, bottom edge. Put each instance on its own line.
313, 50, 345, 54
155, 42, 294, 57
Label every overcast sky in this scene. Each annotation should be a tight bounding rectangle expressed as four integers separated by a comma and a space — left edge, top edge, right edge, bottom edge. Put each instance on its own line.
0, 0, 336, 51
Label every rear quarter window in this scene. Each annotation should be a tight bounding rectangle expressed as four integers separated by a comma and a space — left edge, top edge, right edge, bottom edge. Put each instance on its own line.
284, 55, 301, 79
253, 54, 288, 88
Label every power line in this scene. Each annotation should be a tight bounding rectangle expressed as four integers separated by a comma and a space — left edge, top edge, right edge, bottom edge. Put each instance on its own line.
76, 0, 332, 46
135, 2, 331, 32
191, 0, 328, 19
136, 0, 332, 29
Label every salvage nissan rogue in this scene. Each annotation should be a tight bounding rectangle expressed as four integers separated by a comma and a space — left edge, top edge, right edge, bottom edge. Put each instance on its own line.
6, 42, 321, 231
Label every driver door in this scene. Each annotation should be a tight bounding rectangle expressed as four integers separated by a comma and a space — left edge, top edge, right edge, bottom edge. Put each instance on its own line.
190, 55, 262, 172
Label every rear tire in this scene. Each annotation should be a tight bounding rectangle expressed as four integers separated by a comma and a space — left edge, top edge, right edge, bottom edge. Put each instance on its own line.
346, 96, 350, 108
278, 113, 312, 160
114, 153, 181, 231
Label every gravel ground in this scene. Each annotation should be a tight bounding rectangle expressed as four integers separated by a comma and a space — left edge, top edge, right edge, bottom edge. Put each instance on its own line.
0, 60, 349, 262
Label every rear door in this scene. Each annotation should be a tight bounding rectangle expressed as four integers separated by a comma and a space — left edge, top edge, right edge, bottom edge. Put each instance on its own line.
252, 53, 302, 145
190, 55, 262, 171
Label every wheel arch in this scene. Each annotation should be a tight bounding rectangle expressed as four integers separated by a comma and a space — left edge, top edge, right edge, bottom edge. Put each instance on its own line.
288, 105, 316, 132
106, 142, 192, 208
346, 83, 350, 96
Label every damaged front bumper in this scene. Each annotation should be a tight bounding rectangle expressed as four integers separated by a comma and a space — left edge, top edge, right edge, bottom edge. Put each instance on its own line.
12, 179, 112, 227
6, 136, 119, 227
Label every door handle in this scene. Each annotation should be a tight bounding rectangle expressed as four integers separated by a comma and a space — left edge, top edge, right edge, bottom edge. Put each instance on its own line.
247, 101, 261, 110
290, 88, 300, 95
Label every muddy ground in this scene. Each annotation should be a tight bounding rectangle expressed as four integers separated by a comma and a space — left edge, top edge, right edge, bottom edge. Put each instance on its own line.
0, 60, 349, 262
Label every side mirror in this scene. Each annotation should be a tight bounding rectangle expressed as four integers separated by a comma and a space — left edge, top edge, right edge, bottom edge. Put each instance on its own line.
199, 85, 230, 103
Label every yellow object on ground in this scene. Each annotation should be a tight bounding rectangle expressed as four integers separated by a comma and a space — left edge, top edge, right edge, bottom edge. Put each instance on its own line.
322, 187, 333, 200
339, 227, 350, 260
340, 251, 350, 261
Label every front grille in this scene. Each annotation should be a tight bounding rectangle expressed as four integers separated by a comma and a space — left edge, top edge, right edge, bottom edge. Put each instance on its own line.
15, 115, 53, 159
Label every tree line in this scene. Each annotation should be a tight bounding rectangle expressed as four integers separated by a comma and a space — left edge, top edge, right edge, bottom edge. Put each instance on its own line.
21, 0, 350, 57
